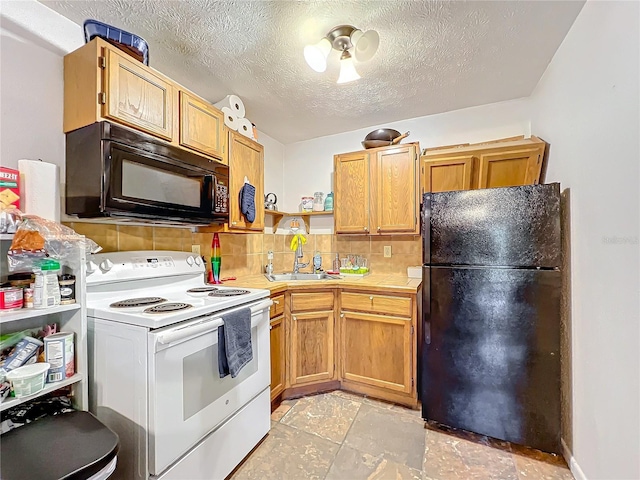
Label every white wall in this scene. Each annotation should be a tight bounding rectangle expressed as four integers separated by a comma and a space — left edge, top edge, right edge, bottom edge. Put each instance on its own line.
530, 2, 639, 479
0, 0, 83, 222
0, 2, 82, 179
282, 98, 532, 213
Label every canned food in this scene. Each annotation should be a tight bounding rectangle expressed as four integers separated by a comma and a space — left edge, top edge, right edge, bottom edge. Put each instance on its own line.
58, 274, 76, 305
23, 287, 34, 309
0, 287, 23, 311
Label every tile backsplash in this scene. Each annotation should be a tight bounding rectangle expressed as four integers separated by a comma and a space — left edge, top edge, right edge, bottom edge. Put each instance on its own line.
65, 223, 421, 277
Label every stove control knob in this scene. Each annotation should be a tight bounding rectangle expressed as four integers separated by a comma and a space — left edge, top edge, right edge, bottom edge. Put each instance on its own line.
186, 256, 195, 266
86, 261, 98, 274
100, 259, 114, 272
194, 256, 202, 266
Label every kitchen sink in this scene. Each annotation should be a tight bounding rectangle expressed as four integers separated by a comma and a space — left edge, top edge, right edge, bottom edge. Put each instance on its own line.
264, 272, 340, 282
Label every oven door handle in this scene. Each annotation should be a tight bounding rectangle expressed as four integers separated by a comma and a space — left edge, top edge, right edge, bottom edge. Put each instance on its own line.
155, 299, 273, 346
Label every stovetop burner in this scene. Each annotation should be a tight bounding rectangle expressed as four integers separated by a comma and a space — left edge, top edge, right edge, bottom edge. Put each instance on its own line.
143, 302, 193, 314
208, 289, 250, 297
187, 287, 219, 293
110, 297, 167, 308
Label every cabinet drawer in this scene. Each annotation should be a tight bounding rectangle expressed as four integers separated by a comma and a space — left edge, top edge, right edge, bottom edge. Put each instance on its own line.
270, 294, 284, 318
290, 292, 334, 312
341, 292, 412, 317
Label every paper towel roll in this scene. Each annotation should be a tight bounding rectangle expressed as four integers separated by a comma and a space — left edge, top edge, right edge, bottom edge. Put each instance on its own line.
214, 94, 246, 119
237, 118, 254, 139
220, 107, 239, 131
18, 159, 60, 222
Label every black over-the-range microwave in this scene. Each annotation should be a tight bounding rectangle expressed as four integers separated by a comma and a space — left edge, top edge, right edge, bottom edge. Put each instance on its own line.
66, 121, 229, 224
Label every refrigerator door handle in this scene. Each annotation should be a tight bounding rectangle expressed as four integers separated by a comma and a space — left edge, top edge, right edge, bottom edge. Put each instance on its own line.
422, 193, 431, 264
422, 265, 431, 345
424, 320, 431, 345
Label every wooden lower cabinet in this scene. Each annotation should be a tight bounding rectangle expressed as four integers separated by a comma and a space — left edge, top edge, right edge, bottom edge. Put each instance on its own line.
340, 311, 413, 394
280, 287, 417, 408
269, 293, 286, 402
269, 315, 286, 401
289, 310, 335, 385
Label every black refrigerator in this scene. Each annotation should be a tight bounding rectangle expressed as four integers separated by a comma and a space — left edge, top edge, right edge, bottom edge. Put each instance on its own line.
421, 183, 562, 453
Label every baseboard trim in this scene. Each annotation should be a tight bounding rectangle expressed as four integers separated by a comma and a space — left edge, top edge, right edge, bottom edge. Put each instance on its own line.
562, 438, 587, 480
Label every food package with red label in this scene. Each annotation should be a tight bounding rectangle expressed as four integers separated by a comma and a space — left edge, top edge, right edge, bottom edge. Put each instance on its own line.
0, 167, 20, 210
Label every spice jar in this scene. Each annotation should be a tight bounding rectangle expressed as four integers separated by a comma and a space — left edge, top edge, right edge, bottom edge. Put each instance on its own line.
58, 274, 76, 305
313, 192, 324, 211
301, 196, 313, 212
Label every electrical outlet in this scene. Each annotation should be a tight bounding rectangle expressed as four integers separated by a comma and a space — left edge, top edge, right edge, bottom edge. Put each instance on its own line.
191, 244, 201, 255
384, 246, 392, 258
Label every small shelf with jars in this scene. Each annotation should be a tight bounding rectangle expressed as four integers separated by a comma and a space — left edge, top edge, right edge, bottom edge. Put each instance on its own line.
264, 192, 334, 233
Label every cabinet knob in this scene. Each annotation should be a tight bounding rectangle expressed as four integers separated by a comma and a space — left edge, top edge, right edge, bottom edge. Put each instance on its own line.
364, 226, 369, 232
273, 300, 279, 304
293, 316, 297, 321
232, 221, 237, 225
340, 313, 344, 318
369, 296, 374, 301
269, 325, 273, 330
377, 226, 381, 232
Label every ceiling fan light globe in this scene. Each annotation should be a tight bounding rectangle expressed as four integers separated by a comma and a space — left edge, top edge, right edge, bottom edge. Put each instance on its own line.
304, 38, 331, 72
350, 29, 364, 47
337, 56, 361, 84
354, 29, 379, 62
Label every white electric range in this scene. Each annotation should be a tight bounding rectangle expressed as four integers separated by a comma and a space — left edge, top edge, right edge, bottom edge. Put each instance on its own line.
85, 251, 272, 480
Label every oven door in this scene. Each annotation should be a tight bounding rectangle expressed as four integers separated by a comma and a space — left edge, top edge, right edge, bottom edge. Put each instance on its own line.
105, 142, 220, 222
147, 299, 271, 476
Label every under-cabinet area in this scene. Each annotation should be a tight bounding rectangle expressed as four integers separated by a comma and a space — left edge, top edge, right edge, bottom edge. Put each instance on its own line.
260, 278, 420, 409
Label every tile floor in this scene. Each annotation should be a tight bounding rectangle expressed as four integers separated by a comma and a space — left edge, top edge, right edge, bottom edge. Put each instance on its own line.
231, 390, 574, 480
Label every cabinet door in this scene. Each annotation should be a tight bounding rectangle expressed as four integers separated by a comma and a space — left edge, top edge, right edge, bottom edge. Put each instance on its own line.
103, 49, 173, 140
373, 146, 418, 234
270, 315, 286, 401
477, 147, 543, 189
341, 311, 412, 393
334, 152, 370, 234
290, 311, 335, 385
422, 155, 474, 193
179, 91, 224, 160
228, 132, 264, 231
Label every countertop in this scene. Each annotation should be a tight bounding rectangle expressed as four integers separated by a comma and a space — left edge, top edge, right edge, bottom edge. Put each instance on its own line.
221, 274, 422, 296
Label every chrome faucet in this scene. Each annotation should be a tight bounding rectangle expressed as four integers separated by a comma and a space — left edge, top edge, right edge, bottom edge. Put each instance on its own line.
292, 241, 309, 274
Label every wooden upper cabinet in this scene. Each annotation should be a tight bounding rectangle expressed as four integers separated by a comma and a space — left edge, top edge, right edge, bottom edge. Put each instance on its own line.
334, 151, 370, 234
373, 145, 418, 234
289, 310, 335, 386
421, 136, 546, 193
103, 49, 173, 140
228, 131, 264, 231
477, 147, 543, 189
422, 154, 474, 194
334, 143, 420, 235
179, 91, 225, 161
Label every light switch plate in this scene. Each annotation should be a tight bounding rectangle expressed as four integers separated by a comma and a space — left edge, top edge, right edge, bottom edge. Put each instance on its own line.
384, 246, 392, 258
191, 244, 201, 255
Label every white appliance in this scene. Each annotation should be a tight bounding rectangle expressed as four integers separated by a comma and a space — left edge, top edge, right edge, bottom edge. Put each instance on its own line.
85, 251, 271, 480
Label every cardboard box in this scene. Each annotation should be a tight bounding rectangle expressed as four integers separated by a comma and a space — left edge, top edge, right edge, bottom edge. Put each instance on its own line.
0, 167, 20, 209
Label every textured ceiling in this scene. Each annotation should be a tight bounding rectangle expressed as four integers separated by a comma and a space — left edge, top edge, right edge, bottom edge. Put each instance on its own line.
41, 0, 584, 144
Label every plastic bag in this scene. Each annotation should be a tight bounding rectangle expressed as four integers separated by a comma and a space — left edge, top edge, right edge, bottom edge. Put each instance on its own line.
7, 215, 101, 272
0, 205, 22, 234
